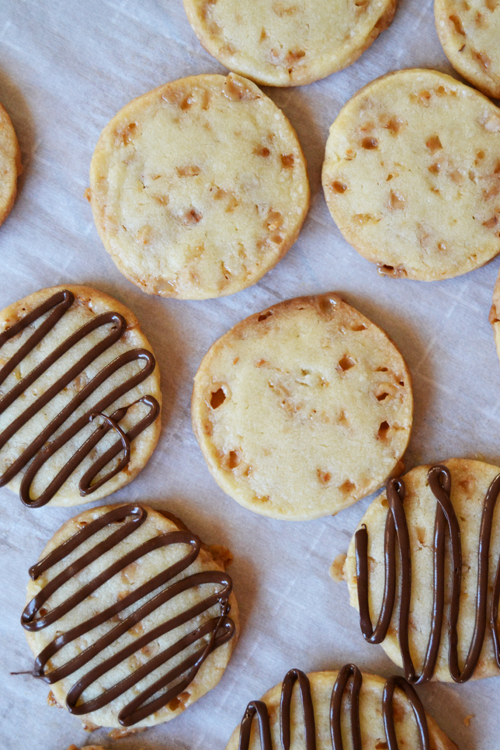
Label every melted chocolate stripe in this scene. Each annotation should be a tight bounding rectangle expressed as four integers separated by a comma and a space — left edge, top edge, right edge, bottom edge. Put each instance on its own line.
238, 701, 272, 750
280, 669, 316, 750
383, 677, 429, 750
330, 664, 362, 750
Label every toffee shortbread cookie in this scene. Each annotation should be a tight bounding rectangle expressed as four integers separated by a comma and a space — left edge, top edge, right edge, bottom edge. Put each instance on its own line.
183, 0, 398, 87
225, 665, 457, 750
343, 459, 500, 683
90, 74, 309, 300
23, 503, 238, 729
192, 293, 412, 520
0, 102, 21, 227
0, 285, 161, 507
435, 0, 500, 100
322, 69, 500, 281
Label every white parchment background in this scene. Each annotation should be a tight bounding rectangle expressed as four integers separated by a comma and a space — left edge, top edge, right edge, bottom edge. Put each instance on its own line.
0, 1, 499, 748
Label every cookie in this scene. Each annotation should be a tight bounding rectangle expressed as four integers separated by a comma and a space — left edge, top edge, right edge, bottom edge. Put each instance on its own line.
0, 102, 21, 227
0, 285, 161, 507
22, 503, 238, 729
183, 0, 397, 87
343, 459, 500, 683
192, 293, 412, 520
322, 69, 500, 281
435, 0, 500, 100
90, 73, 309, 300
225, 665, 456, 750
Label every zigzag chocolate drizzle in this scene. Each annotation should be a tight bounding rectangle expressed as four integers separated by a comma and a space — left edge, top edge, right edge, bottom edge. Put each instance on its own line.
355, 465, 500, 683
22, 504, 235, 726
0, 289, 160, 506
237, 665, 429, 750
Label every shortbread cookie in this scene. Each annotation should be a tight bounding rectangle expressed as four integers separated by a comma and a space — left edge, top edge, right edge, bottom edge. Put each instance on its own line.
192, 293, 412, 520
0, 285, 161, 507
23, 503, 238, 729
435, 0, 500, 100
0, 102, 21, 226
183, 0, 398, 87
322, 69, 500, 281
225, 665, 457, 750
343, 459, 500, 683
90, 74, 309, 300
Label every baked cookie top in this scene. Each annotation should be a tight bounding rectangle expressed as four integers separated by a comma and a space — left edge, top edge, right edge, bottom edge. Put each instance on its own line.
225, 666, 457, 750
23, 503, 238, 729
322, 68, 500, 281
192, 293, 413, 520
0, 101, 21, 227
343, 459, 500, 683
183, 0, 398, 87
90, 73, 309, 300
0, 285, 161, 507
435, 0, 500, 100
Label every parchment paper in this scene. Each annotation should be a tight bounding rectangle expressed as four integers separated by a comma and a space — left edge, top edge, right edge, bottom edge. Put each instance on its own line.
0, 1, 499, 748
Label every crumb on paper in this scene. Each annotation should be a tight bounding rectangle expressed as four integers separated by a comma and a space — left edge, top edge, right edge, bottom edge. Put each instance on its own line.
329, 553, 347, 582
82, 720, 101, 733
84, 187, 91, 202
464, 714, 475, 727
209, 543, 234, 567
108, 727, 147, 739
47, 690, 63, 708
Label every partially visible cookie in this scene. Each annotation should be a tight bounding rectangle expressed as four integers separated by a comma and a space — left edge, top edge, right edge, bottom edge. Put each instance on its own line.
225, 666, 457, 749
183, 0, 398, 87
0, 285, 161, 507
90, 73, 309, 300
192, 293, 413, 520
0, 102, 21, 226
343, 459, 500, 683
23, 503, 238, 729
322, 68, 500, 281
435, 0, 500, 100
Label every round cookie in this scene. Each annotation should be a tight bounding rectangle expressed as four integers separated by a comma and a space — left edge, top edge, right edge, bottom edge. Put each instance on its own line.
343, 459, 500, 683
435, 0, 500, 100
225, 666, 456, 750
192, 293, 413, 521
183, 0, 398, 87
0, 102, 21, 227
90, 73, 309, 300
23, 503, 238, 729
322, 68, 500, 281
0, 285, 161, 507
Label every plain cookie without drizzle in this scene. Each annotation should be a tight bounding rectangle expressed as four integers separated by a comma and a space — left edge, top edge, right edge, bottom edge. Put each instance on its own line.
322, 68, 500, 281
192, 293, 413, 521
183, 0, 398, 87
0, 102, 21, 227
90, 73, 309, 300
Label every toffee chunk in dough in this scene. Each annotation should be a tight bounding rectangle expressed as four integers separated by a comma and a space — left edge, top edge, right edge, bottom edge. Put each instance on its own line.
343, 459, 500, 683
183, 0, 398, 87
192, 293, 413, 521
23, 504, 238, 729
0, 102, 21, 227
322, 69, 500, 281
90, 73, 309, 300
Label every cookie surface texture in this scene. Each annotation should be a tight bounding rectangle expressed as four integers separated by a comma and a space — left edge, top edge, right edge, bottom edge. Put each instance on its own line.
225, 667, 457, 750
344, 458, 500, 682
0, 102, 21, 226
23, 504, 238, 728
90, 73, 309, 300
183, 0, 397, 87
322, 68, 500, 281
0, 285, 161, 507
435, 0, 500, 99
192, 293, 413, 520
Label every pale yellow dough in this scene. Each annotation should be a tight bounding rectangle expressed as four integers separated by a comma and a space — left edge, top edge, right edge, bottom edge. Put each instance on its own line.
322, 69, 500, 281
0, 285, 161, 507
344, 459, 500, 682
192, 293, 413, 521
0, 102, 21, 226
25, 504, 239, 729
183, 0, 398, 87
435, 0, 500, 100
90, 73, 309, 300
224, 670, 457, 750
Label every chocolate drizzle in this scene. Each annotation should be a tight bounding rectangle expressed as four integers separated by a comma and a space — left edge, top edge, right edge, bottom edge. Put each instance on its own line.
0, 289, 160, 506
22, 504, 235, 726
237, 665, 429, 750
355, 464, 500, 683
